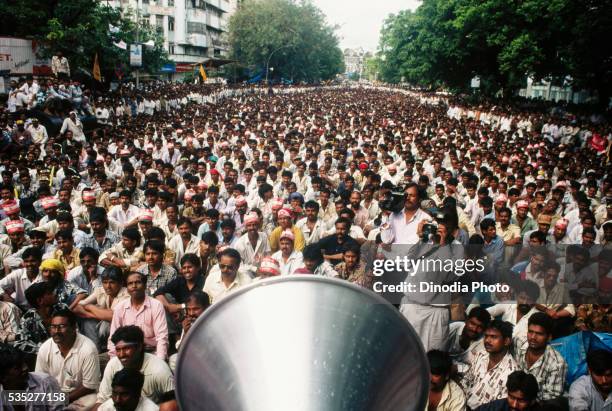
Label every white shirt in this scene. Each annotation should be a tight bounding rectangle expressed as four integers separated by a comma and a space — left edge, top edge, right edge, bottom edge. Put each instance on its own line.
381, 208, 431, 245
167, 234, 199, 266
108, 204, 141, 228
98, 396, 159, 411
272, 250, 304, 276
203, 267, 252, 304
234, 232, 271, 269
0, 269, 43, 310
35, 333, 101, 393
96, 354, 174, 405
295, 218, 326, 245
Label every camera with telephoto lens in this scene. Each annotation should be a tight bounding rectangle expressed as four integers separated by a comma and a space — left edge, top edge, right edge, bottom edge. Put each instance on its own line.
379, 187, 406, 214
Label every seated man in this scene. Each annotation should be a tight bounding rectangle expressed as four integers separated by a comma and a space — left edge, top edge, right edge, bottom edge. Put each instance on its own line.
14, 282, 62, 357
486, 280, 540, 347
475, 370, 540, 411
136, 240, 177, 297
94, 326, 174, 409
203, 248, 251, 304
0, 300, 20, 344
514, 312, 566, 402
108, 272, 168, 360
461, 320, 518, 409
40, 258, 88, 310
0, 246, 43, 311
48, 229, 81, 272
75, 267, 129, 351
446, 306, 491, 373
35, 308, 100, 409
168, 290, 210, 372
0, 343, 64, 410
98, 368, 158, 411
154, 254, 205, 315
317, 217, 360, 266
67, 247, 104, 295
426, 350, 466, 411
100, 227, 144, 271
569, 349, 612, 411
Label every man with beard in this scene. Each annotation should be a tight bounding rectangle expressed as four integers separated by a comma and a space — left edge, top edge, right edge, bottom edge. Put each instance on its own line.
348, 191, 369, 230
295, 201, 326, 246
35, 308, 100, 409
167, 218, 199, 267
474, 371, 540, 411
426, 350, 466, 411
446, 306, 491, 373
0, 343, 64, 410
514, 312, 566, 402
94, 326, 173, 409
317, 217, 359, 267
461, 320, 518, 409
380, 182, 431, 245
98, 368, 158, 411
569, 350, 612, 410
40, 258, 87, 310
487, 280, 540, 348
235, 212, 271, 277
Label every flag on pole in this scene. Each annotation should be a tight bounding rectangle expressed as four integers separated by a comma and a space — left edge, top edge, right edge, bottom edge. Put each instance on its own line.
93, 53, 102, 82
199, 64, 207, 81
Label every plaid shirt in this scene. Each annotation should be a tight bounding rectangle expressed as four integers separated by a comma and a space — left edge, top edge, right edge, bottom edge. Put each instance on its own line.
137, 264, 177, 296
14, 304, 68, 354
461, 350, 518, 409
83, 230, 121, 254
515, 343, 567, 401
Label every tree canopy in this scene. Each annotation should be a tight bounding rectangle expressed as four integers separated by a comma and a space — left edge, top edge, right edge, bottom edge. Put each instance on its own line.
375, 0, 612, 101
228, 0, 344, 82
0, 0, 168, 80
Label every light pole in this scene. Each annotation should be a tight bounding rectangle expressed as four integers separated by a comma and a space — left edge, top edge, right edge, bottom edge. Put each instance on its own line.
265, 44, 292, 85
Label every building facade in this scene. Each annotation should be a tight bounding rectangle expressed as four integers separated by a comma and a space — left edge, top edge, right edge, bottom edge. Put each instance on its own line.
343, 48, 372, 79
107, 0, 232, 76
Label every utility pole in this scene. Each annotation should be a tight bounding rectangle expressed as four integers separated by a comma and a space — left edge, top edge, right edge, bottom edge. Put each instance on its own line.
136, 0, 140, 88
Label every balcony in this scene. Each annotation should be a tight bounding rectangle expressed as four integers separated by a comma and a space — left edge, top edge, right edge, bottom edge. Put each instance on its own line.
186, 33, 208, 47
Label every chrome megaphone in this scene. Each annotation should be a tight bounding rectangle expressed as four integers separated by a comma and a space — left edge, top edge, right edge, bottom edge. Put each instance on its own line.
176, 276, 429, 411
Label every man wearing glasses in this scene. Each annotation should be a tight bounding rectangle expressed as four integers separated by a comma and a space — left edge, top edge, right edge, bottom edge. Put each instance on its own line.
35, 308, 100, 410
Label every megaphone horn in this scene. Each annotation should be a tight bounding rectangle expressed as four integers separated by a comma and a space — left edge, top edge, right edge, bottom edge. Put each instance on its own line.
176, 276, 430, 411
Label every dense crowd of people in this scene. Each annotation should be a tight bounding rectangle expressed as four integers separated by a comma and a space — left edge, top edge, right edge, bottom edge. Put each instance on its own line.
0, 74, 611, 411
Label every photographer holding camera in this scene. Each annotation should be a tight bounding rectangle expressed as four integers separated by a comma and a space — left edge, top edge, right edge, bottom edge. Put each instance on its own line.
380, 183, 432, 245
400, 205, 465, 352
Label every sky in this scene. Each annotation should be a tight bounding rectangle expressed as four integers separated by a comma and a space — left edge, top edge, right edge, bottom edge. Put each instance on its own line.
311, 0, 421, 52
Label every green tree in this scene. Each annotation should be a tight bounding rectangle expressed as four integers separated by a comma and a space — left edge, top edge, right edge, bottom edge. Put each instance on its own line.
376, 0, 612, 101
228, 0, 344, 82
0, 0, 168, 79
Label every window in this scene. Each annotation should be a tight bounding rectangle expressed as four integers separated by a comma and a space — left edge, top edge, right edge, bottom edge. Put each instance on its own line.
156, 15, 163, 28
168, 0, 174, 5
169, 45, 175, 55
187, 22, 206, 34
168, 16, 175, 31
190, 0, 206, 9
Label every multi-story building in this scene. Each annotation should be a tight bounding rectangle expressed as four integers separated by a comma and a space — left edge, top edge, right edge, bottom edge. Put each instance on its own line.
106, 0, 233, 77
343, 48, 372, 79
